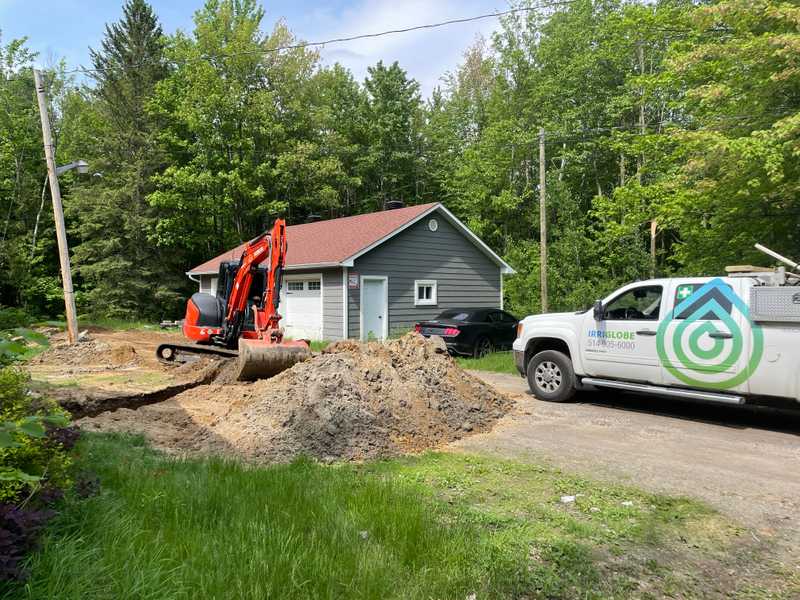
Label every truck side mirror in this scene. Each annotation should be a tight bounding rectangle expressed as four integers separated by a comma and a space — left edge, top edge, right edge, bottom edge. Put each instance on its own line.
593, 300, 604, 321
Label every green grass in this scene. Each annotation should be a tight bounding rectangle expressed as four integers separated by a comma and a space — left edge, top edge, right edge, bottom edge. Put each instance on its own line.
6, 434, 792, 599
7, 435, 534, 599
36, 318, 167, 331
456, 350, 518, 374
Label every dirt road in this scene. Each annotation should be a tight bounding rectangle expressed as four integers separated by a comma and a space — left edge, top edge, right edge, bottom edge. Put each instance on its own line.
458, 371, 800, 549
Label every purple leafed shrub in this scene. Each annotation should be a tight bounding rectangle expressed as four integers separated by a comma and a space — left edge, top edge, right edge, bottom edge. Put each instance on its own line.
0, 504, 55, 581
45, 425, 81, 451
36, 485, 65, 507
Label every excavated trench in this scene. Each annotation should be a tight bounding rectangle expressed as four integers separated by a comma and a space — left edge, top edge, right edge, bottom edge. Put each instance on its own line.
28, 334, 235, 419
61, 373, 223, 419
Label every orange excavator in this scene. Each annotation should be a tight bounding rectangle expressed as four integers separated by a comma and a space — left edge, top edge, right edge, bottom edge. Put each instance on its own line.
156, 219, 310, 380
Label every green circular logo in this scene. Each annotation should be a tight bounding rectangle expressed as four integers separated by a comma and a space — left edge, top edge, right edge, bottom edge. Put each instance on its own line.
656, 279, 763, 390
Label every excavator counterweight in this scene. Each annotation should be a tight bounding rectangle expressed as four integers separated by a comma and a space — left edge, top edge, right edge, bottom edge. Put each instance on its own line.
156, 219, 310, 380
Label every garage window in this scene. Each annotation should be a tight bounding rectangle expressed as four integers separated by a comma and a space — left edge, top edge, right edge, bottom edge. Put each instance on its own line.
200, 276, 217, 294
414, 280, 437, 306
307, 280, 321, 291
287, 281, 304, 291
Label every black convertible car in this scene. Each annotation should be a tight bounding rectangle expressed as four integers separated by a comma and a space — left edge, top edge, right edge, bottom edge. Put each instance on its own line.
414, 308, 519, 358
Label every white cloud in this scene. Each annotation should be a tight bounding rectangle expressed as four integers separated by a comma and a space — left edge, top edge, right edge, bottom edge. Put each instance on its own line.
283, 0, 508, 97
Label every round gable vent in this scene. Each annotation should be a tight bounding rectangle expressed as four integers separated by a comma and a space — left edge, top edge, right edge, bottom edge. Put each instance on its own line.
428, 218, 439, 232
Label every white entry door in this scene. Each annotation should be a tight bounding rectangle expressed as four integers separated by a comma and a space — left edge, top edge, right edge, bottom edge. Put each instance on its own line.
361, 277, 387, 340
280, 276, 323, 340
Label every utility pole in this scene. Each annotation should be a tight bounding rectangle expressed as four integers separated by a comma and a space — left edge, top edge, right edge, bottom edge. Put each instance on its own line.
539, 127, 548, 313
637, 41, 657, 277
34, 69, 78, 344
650, 219, 657, 279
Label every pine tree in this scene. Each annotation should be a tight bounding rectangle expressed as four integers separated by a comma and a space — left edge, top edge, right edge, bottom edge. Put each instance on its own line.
361, 61, 423, 209
66, 0, 180, 319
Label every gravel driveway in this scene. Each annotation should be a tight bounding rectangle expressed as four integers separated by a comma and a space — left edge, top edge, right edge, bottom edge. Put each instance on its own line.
456, 370, 800, 550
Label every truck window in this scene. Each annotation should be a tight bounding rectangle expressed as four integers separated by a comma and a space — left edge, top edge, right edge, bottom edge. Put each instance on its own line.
604, 285, 663, 321
673, 282, 733, 320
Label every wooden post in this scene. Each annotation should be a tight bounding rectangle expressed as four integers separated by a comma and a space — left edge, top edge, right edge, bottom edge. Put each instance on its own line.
650, 219, 657, 278
637, 41, 645, 183
34, 69, 78, 344
539, 127, 548, 313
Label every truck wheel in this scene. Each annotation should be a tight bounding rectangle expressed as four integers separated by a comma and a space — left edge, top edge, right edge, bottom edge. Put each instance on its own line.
526, 350, 576, 402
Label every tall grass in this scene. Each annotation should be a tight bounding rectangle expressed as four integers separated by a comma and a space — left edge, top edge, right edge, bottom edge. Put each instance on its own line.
8, 435, 526, 600
5, 436, 785, 599
456, 351, 518, 374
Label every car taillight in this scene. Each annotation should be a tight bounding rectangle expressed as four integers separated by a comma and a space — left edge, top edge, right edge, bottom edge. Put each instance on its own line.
516, 323, 523, 338
414, 324, 422, 333
443, 327, 460, 337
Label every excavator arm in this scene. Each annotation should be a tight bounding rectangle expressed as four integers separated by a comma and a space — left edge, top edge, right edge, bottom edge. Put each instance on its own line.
217, 218, 287, 348
253, 218, 287, 336
159, 218, 309, 380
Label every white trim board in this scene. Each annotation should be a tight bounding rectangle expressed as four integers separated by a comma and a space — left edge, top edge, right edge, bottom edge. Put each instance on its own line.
342, 267, 348, 340
188, 262, 341, 277
359, 275, 389, 341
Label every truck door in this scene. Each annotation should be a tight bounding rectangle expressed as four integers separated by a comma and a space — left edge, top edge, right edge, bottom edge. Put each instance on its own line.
657, 278, 750, 393
582, 283, 664, 384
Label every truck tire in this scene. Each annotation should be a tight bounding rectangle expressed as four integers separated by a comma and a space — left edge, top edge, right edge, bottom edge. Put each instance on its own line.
526, 350, 576, 402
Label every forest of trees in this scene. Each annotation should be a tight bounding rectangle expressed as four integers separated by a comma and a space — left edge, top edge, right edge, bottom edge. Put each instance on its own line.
1, 0, 798, 321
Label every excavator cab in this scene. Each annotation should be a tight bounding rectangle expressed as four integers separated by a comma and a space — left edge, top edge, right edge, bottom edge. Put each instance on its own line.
183, 262, 267, 346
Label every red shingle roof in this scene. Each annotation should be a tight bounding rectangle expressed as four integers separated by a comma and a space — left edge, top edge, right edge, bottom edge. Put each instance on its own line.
188, 203, 438, 275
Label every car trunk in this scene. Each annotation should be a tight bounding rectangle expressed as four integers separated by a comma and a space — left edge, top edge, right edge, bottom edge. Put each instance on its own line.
415, 319, 465, 337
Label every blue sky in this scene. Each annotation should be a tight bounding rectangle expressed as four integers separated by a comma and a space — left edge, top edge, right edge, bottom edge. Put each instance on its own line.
0, 0, 509, 96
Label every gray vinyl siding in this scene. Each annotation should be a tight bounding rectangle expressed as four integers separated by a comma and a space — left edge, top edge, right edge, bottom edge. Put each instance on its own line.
347, 213, 502, 339
322, 268, 344, 341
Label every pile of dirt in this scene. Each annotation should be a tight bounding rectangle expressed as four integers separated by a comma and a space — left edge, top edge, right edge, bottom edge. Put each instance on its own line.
32, 338, 141, 368
79, 334, 513, 462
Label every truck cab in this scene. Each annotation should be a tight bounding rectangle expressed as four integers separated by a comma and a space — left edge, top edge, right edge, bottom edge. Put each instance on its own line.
513, 272, 800, 405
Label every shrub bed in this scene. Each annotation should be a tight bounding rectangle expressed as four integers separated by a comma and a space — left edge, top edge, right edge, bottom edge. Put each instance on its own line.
0, 367, 79, 582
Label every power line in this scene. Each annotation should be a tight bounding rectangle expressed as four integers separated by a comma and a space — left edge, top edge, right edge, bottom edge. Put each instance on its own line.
62, 0, 577, 76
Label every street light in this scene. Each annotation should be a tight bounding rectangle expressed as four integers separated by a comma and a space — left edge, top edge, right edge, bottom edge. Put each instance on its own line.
55, 160, 89, 176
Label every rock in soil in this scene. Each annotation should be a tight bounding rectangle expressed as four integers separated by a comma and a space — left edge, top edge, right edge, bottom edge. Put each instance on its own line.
79, 333, 514, 462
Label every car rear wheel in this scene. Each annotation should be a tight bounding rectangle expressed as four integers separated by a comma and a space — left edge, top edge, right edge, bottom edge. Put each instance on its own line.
473, 336, 493, 359
526, 350, 576, 402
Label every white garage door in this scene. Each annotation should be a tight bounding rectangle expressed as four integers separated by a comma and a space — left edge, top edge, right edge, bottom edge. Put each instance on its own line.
280, 277, 323, 341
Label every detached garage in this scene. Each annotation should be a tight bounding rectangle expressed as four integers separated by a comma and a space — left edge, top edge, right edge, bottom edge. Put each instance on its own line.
186, 203, 515, 341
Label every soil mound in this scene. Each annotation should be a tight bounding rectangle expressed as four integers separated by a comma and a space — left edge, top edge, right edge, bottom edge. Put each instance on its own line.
33, 338, 143, 368
79, 334, 513, 462
34, 339, 110, 365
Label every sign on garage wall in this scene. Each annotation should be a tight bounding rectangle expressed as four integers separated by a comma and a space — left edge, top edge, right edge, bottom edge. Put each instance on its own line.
348, 272, 359, 289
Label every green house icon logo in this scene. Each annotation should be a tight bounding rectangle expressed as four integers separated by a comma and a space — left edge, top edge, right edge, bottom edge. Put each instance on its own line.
656, 279, 764, 390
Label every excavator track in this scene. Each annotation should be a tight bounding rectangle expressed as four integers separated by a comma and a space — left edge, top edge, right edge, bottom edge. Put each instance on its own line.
156, 342, 239, 364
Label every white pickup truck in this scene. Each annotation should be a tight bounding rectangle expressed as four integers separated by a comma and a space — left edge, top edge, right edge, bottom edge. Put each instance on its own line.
512, 254, 800, 406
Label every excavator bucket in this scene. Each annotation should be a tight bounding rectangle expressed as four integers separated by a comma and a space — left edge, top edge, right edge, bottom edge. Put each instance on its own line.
235, 338, 311, 381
